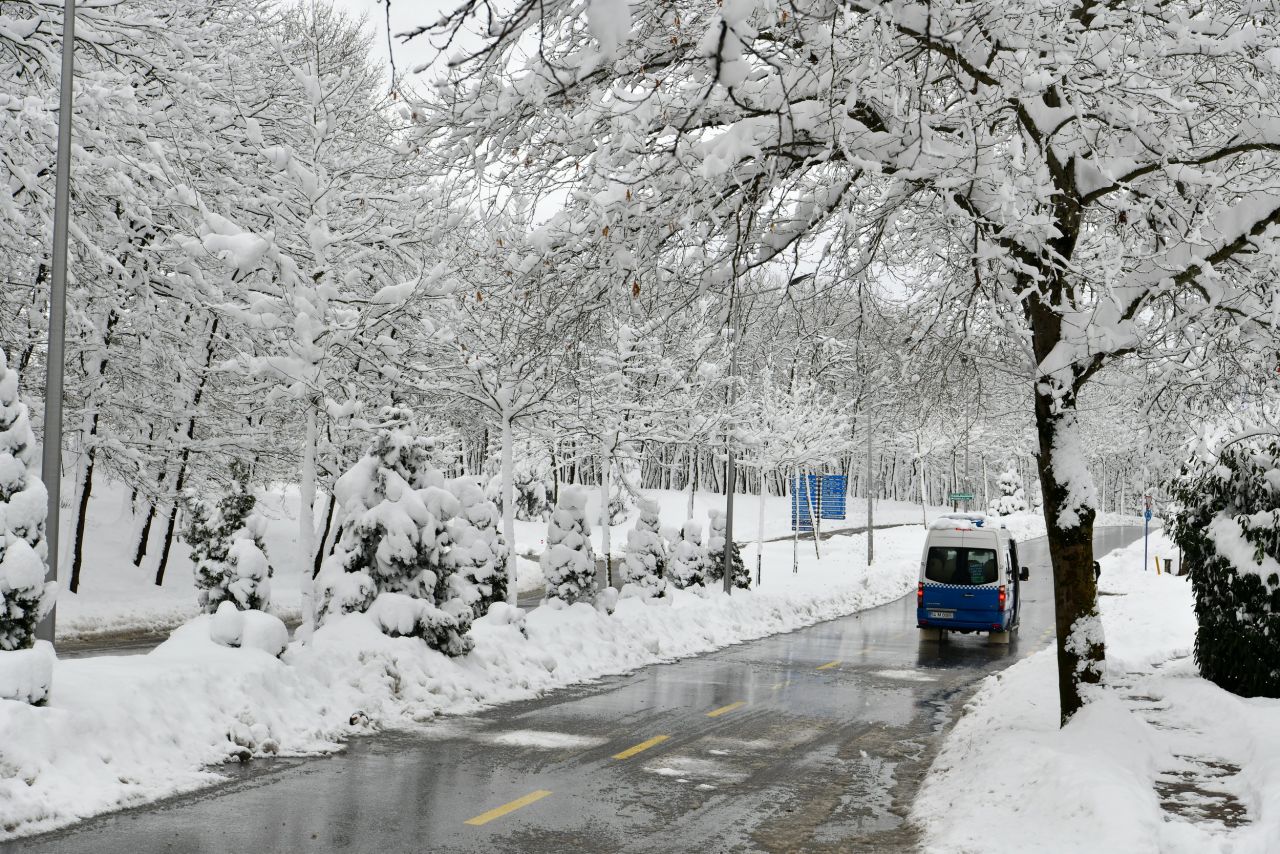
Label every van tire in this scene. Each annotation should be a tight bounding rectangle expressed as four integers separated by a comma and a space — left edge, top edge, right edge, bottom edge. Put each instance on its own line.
919, 627, 943, 641
988, 629, 1013, 645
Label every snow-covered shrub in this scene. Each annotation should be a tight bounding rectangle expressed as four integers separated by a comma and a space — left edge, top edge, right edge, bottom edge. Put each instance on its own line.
706, 508, 749, 589
622, 498, 667, 597
185, 461, 273, 613
486, 442, 553, 521
988, 466, 1028, 516
0, 350, 53, 656
1169, 444, 1280, 698
541, 486, 596, 604
447, 477, 508, 617
668, 519, 706, 589
209, 601, 289, 657
315, 421, 473, 656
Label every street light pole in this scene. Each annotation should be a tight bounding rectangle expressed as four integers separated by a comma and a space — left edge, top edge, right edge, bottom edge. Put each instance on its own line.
36, 0, 76, 643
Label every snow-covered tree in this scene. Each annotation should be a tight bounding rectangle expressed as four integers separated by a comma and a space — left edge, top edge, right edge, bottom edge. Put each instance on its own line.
668, 520, 706, 590
706, 508, 749, 590
484, 441, 552, 522
541, 486, 596, 605
415, 0, 1280, 723
0, 352, 52, 652
447, 477, 507, 618
622, 498, 667, 597
1169, 442, 1280, 698
185, 461, 273, 613
316, 417, 473, 656
989, 467, 1028, 517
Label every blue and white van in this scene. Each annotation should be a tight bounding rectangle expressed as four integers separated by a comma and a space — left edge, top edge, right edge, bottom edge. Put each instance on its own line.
917, 514, 1029, 640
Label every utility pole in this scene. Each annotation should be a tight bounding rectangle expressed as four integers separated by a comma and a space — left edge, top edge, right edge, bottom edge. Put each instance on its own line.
37, 0, 76, 644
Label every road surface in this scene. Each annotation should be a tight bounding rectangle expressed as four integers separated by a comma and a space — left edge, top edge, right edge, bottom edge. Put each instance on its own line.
12, 527, 1142, 853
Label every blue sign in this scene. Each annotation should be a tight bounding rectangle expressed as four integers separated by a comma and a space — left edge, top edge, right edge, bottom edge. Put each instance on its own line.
1144, 509, 1152, 521
790, 474, 848, 531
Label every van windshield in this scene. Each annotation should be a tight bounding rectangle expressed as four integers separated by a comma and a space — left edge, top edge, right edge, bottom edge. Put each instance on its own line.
925, 547, 999, 585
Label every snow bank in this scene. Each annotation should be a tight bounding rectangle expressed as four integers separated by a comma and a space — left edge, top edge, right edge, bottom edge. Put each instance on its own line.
995, 511, 1157, 543
914, 533, 1280, 854
0, 525, 925, 840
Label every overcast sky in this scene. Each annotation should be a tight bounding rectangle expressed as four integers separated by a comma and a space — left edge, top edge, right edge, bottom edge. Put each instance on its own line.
330, 0, 464, 80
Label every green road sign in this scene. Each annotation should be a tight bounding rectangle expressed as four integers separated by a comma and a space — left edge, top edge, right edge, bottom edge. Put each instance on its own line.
948, 492, 975, 501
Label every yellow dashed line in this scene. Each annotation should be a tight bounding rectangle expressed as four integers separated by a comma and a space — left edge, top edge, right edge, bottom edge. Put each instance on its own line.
464, 790, 553, 826
816, 660, 842, 671
706, 701, 745, 718
771, 680, 790, 691
613, 735, 669, 760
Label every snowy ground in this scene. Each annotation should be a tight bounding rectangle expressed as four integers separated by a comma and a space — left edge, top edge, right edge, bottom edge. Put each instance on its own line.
53, 480, 954, 639
913, 532, 1279, 854
0, 524, 926, 840
993, 510, 1157, 543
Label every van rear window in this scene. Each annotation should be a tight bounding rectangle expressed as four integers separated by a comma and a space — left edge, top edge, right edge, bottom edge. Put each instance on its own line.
925, 547, 998, 585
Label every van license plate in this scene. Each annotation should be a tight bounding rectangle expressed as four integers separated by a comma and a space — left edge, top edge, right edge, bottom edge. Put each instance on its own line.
928, 610, 954, 619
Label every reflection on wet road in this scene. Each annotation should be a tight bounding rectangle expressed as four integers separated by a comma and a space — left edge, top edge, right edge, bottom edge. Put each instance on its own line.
12, 528, 1142, 853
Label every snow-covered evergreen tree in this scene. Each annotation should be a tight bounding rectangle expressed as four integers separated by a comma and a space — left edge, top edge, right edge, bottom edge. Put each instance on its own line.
668, 519, 707, 589
485, 446, 552, 522
1169, 444, 1280, 698
706, 508, 749, 590
0, 351, 52, 652
988, 466, 1028, 516
185, 461, 273, 612
622, 498, 667, 597
448, 477, 507, 617
316, 417, 473, 656
541, 486, 596, 605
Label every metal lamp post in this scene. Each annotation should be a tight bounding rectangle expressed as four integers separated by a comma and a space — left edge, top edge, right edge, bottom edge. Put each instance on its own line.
36, 0, 75, 643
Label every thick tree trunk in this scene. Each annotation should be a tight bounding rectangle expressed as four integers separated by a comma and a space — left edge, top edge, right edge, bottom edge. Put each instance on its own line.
1033, 382, 1104, 725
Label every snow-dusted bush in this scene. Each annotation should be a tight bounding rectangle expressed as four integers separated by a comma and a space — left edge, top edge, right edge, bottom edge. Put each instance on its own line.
668, 519, 706, 589
706, 508, 749, 589
542, 486, 596, 604
315, 421, 474, 656
0, 351, 52, 655
486, 442, 553, 521
622, 498, 667, 597
988, 466, 1028, 516
447, 477, 508, 617
209, 601, 289, 657
185, 461, 273, 613
1169, 444, 1280, 698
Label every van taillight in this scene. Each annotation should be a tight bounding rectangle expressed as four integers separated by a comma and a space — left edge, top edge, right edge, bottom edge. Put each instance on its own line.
998, 585, 1007, 608
917, 582, 924, 606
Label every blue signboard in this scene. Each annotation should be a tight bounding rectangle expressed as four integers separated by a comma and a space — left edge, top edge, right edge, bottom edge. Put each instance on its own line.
790, 474, 848, 531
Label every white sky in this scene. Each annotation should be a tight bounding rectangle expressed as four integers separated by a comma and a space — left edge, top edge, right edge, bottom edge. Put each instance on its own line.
329, 0, 469, 80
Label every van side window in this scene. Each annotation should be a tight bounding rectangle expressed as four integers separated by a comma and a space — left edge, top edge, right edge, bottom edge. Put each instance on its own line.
925, 547, 998, 585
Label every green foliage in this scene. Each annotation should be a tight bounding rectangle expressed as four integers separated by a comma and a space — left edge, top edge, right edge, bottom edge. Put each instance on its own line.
1168, 443, 1280, 698
185, 461, 271, 613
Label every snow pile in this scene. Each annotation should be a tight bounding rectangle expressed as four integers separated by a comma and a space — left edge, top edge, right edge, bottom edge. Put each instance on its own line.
914, 532, 1280, 854
0, 525, 926, 840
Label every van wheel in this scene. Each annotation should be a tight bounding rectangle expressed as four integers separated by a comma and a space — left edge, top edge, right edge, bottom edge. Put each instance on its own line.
919, 627, 943, 641
987, 630, 1013, 645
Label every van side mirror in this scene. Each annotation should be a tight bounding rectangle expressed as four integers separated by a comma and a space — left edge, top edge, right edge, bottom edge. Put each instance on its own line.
1020, 567, 1030, 582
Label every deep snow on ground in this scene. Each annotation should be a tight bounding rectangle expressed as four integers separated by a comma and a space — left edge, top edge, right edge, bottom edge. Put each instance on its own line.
53, 479, 953, 639
0, 525, 926, 840
913, 532, 1279, 854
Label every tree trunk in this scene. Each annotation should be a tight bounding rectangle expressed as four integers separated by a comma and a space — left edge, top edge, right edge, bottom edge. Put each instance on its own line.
1032, 383, 1103, 727
501, 412, 517, 605
312, 490, 336, 578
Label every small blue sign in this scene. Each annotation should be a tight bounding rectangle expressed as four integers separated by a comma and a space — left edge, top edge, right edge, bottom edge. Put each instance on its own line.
1144, 509, 1152, 521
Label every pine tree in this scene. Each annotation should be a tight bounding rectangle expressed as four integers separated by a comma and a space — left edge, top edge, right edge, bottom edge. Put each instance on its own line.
0, 351, 52, 652
448, 477, 507, 617
706, 508, 749, 590
988, 466, 1028, 516
622, 498, 667, 597
541, 486, 597, 604
1169, 444, 1280, 698
316, 417, 474, 655
668, 519, 707, 589
185, 460, 273, 613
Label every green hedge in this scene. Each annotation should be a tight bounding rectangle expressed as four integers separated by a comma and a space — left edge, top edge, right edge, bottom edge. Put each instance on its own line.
1168, 443, 1280, 698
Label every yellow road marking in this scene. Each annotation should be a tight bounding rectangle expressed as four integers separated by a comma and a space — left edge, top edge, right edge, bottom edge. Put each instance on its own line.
613, 735, 670, 760
706, 701, 745, 718
816, 660, 842, 671
464, 790, 552, 826
771, 680, 790, 691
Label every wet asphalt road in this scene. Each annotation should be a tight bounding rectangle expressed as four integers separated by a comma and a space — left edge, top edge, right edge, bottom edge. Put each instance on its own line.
12, 527, 1141, 854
